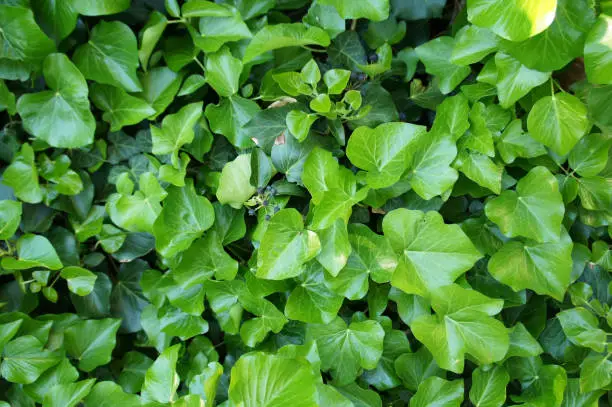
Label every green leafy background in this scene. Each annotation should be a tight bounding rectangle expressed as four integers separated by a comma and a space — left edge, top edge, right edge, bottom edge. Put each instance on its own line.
0, 0, 611, 405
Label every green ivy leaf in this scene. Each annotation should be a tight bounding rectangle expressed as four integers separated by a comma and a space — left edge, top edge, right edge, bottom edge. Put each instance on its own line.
60, 266, 97, 296
485, 166, 564, 243
410, 377, 464, 407
451, 25, 499, 66
1, 336, 62, 384
73, 21, 142, 92
307, 317, 385, 385
383, 209, 481, 298
0, 4, 55, 64
0, 200, 21, 240
64, 318, 121, 372
74, 0, 131, 16
416, 37, 471, 95
84, 381, 142, 407
346, 122, 427, 189
141, 344, 181, 404
412, 284, 509, 373
256, 209, 320, 280
205, 95, 260, 148
318, 0, 389, 21
17, 53, 95, 148
285, 261, 343, 324
469, 366, 509, 407
488, 229, 573, 300
42, 379, 95, 407
205, 46, 243, 97
467, 0, 557, 42
557, 307, 607, 353
216, 154, 257, 209
139, 11, 168, 71
90, 84, 156, 132
151, 102, 203, 166
153, 179, 215, 258
228, 352, 319, 407
502, 0, 596, 71
495, 52, 550, 109
527, 93, 589, 155
1, 234, 63, 271
584, 15, 612, 85
568, 133, 612, 177
243, 23, 330, 63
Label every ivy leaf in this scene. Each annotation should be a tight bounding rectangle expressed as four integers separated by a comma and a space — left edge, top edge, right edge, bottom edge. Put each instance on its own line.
306, 317, 385, 385
406, 132, 459, 200
64, 318, 121, 372
30, 0, 78, 42
410, 377, 464, 407
309, 165, 369, 230
256, 209, 320, 280
557, 307, 607, 352
454, 149, 503, 194
395, 347, 444, 392
205, 46, 243, 97
141, 344, 181, 404
488, 229, 573, 300
580, 351, 612, 392
286, 110, 318, 142
216, 154, 257, 209
17, 53, 95, 148
496, 119, 547, 164
584, 16, 612, 85
0, 4, 55, 64
151, 102, 203, 166
1, 234, 63, 271
84, 381, 142, 407
90, 84, 155, 132
416, 37, 471, 94
568, 133, 612, 177
60, 266, 97, 296
0, 200, 21, 240
527, 93, 590, 155
3, 144, 42, 204
285, 261, 343, 324
346, 122, 427, 189
383, 209, 481, 298
412, 284, 509, 373
153, 179, 215, 259
42, 379, 95, 407
243, 23, 331, 63
502, 0, 596, 71
316, 219, 351, 276
326, 223, 397, 299
510, 360, 567, 407
469, 366, 510, 407
23, 358, 79, 403
485, 166, 564, 243
451, 25, 499, 66
495, 52, 550, 108
184, 2, 251, 53
139, 11, 168, 71
318, 0, 389, 21
73, 21, 142, 92
106, 172, 166, 233
74, 0, 131, 16
467, 0, 557, 42
228, 352, 319, 407
0, 336, 62, 384
205, 95, 260, 148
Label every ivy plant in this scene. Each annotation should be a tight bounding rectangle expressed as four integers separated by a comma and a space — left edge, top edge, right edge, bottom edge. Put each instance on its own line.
0, 0, 611, 405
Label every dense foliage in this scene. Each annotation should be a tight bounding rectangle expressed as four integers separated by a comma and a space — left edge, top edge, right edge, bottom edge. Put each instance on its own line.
0, 0, 611, 405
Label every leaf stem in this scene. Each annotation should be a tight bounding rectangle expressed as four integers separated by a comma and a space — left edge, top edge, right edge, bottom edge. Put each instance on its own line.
193, 57, 206, 73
